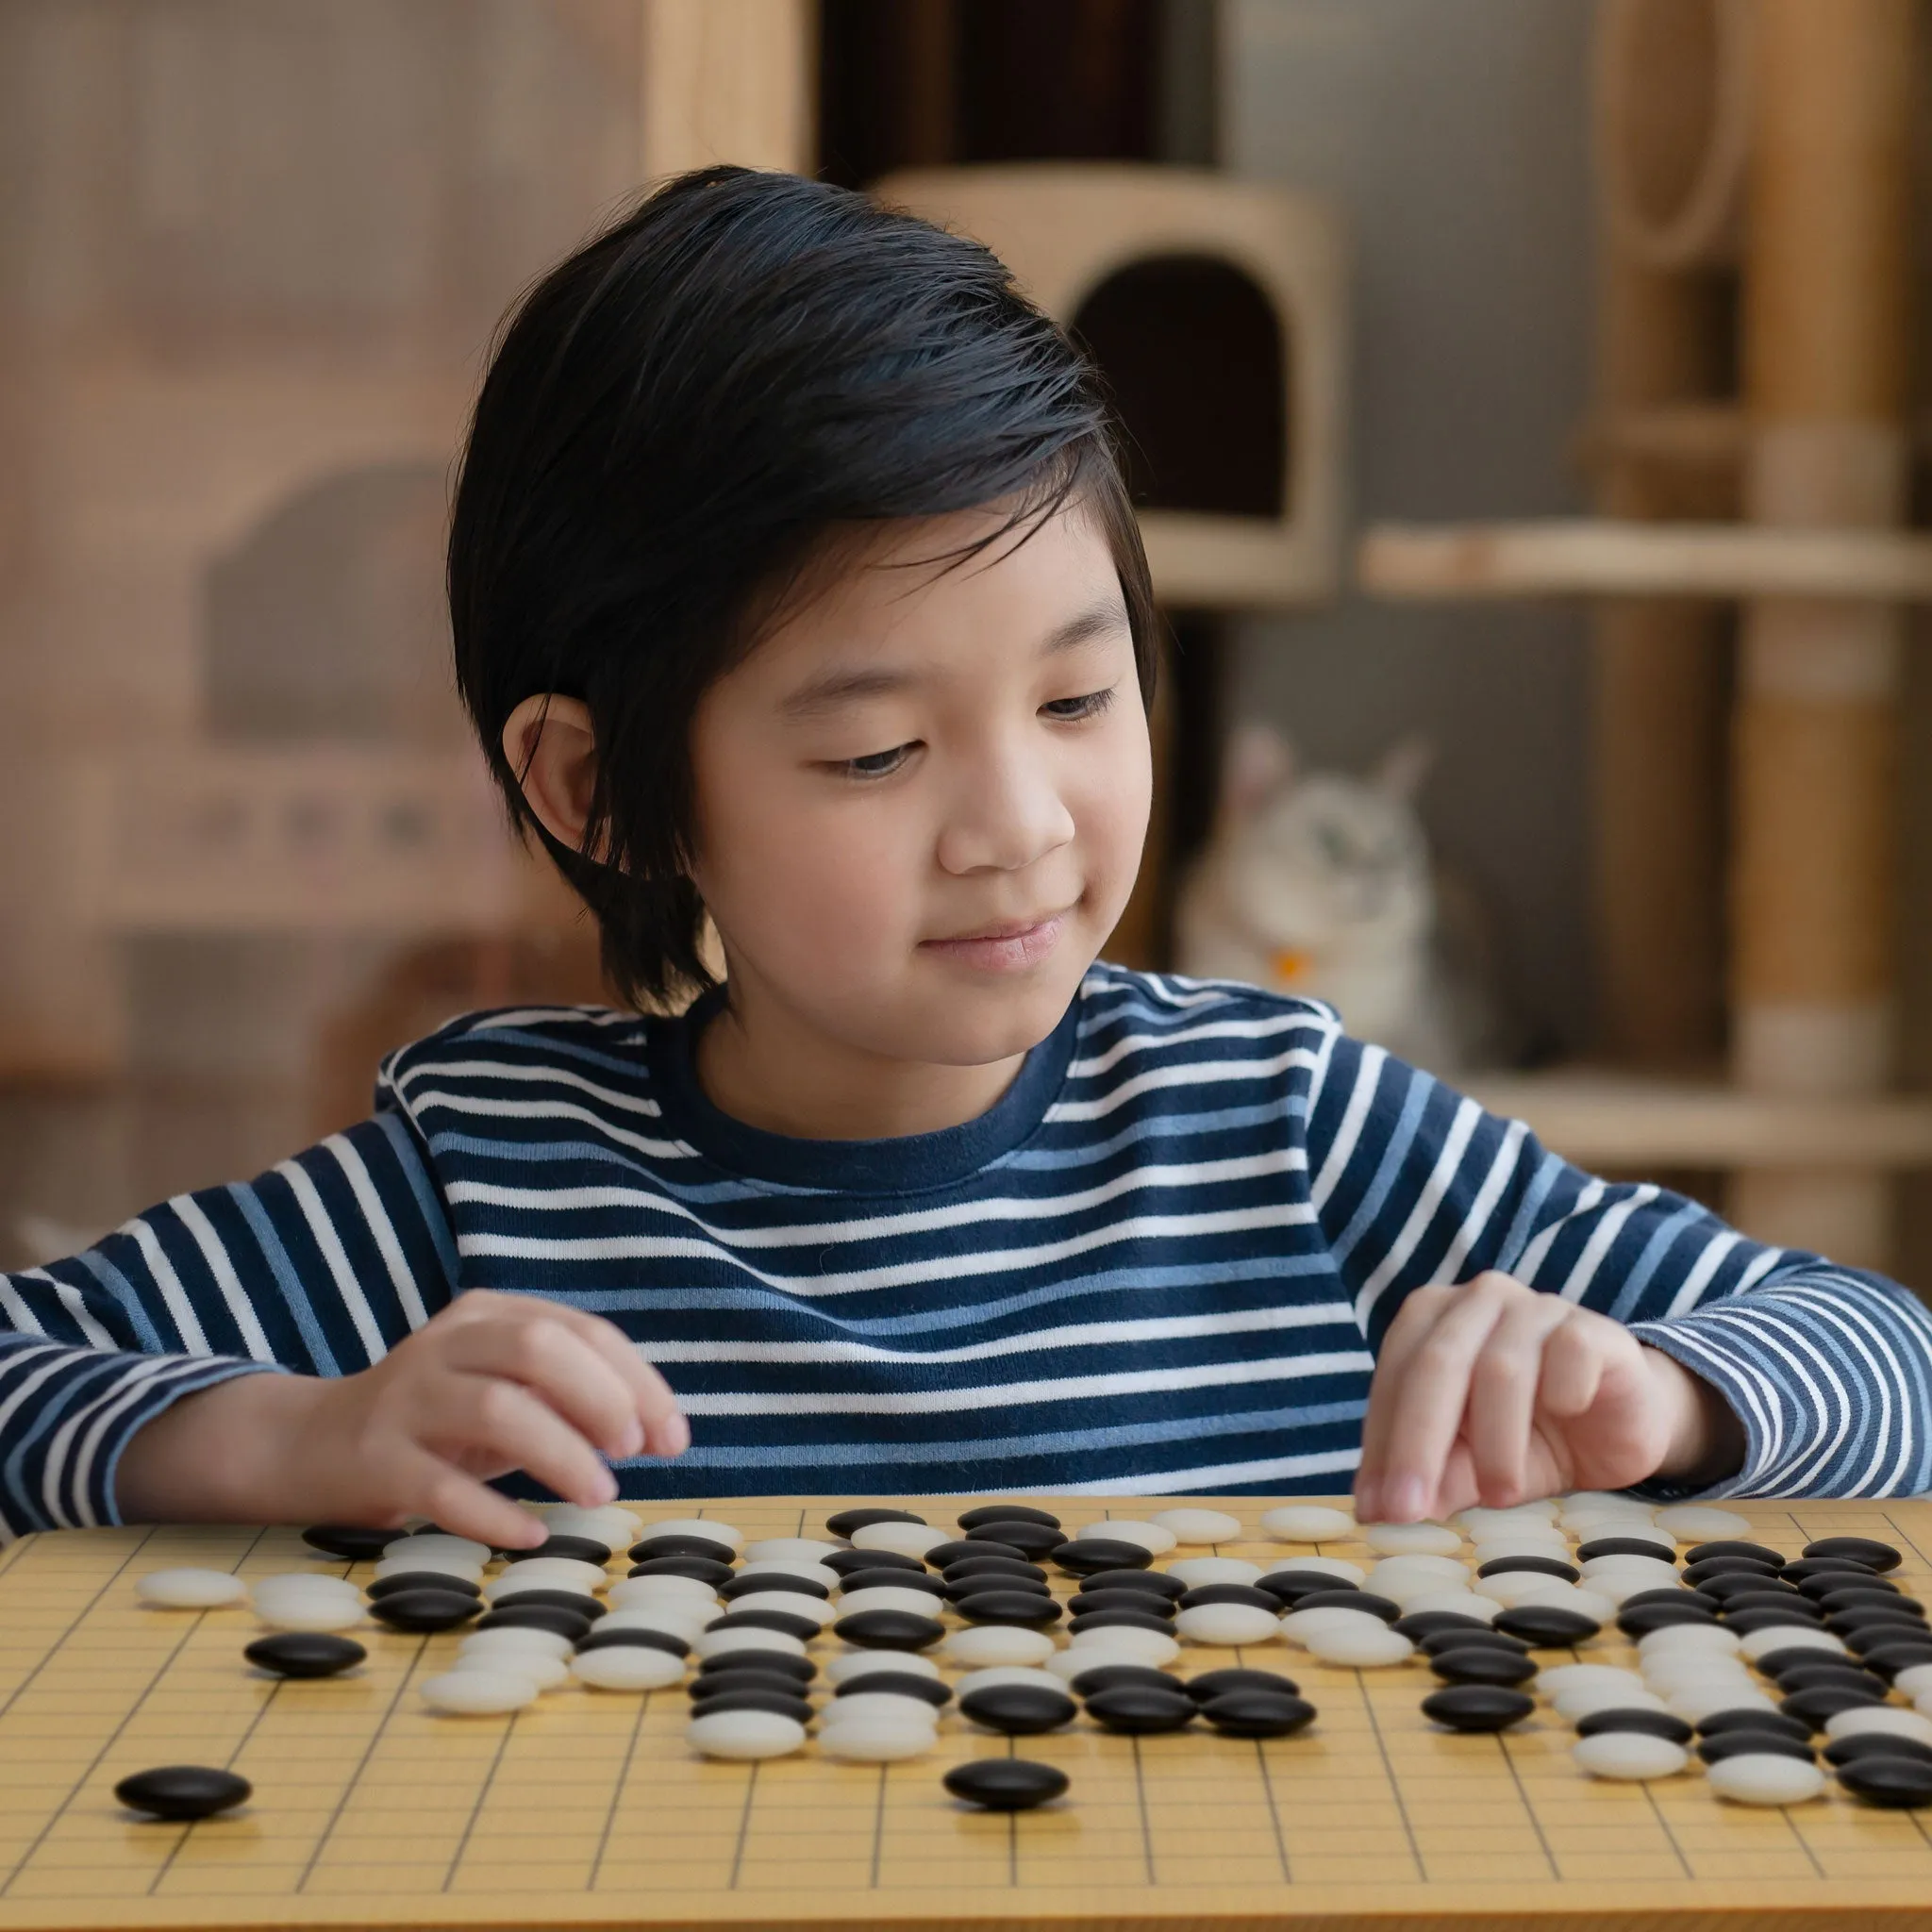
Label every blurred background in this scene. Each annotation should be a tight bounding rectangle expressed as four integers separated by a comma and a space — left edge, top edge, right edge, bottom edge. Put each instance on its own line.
3, 0, 1931, 1287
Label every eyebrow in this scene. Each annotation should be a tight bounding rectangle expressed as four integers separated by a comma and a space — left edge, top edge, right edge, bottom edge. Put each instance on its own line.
776, 596, 1130, 719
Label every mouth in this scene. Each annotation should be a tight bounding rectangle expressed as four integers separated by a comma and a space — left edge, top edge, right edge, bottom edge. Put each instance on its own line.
919, 908, 1074, 972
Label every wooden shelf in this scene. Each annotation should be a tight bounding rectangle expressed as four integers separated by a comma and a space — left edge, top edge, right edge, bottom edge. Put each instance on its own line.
1461, 1070, 1932, 1172
1357, 517, 1932, 602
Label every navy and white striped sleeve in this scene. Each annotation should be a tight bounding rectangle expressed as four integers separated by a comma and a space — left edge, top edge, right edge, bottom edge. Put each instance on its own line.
0, 1110, 458, 1536
1307, 1029, 1932, 1499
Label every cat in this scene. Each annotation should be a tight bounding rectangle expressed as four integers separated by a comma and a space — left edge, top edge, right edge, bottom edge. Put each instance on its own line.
1174, 724, 1506, 1074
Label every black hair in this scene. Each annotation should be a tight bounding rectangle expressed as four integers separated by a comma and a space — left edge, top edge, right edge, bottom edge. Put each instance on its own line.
449, 166, 1157, 1009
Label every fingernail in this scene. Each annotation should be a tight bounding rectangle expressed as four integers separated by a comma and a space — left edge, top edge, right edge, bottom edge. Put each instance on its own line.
661, 1413, 691, 1457
612, 1421, 644, 1459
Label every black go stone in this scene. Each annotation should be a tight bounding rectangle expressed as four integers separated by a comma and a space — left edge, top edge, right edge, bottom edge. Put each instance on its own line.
1493, 1607, 1603, 1648
1831, 1607, 1928, 1641
698, 1651, 815, 1683
1724, 1608, 1823, 1638
301, 1524, 394, 1561
1723, 1591, 1823, 1623
366, 1571, 481, 1602
1575, 1537, 1674, 1565
1395, 1610, 1494, 1643
956, 1591, 1064, 1628
368, 1588, 482, 1633
114, 1766, 251, 1822
1420, 1628, 1528, 1658
1257, 1571, 1357, 1606
1850, 1624, 1932, 1658
958, 1684, 1077, 1735
1688, 1540, 1787, 1571
1083, 1685, 1197, 1735
1071, 1589, 1176, 1620
1081, 1568, 1185, 1600
1838, 1756, 1932, 1808
707, 1608, 822, 1642
942, 1557, 1049, 1588
1823, 1587, 1924, 1619
1429, 1646, 1537, 1687
243, 1633, 365, 1679
1780, 1687, 1875, 1727
948, 1574, 1053, 1606
495, 1589, 605, 1622
721, 1571, 832, 1602
1825, 1732, 1932, 1769
1069, 1608, 1176, 1638
1857, 1641, 1932, 1680
834, 1672, 951, 1707
825, 1547, 924, 1577
1475, 1555, 1579, 1583
1184, 1668, 1301, 1703
627, 1556, 734, 1589
964, 1520, 1066, 1557
832, 1608, 944, 1651
1574, 1707, 1693, 1745
696, 1688, 815, 1724
1176, 1585, 1278, 1612
1699, 1732, 1816, 1766
475, 1605, 591, 1641
1790, 1558, 1888, 1588
690, 1669, 812, 1704
1067, 1662, 1176, 1698
943, 1759, 1068, 1812
1699, 1708, 1814, 1743
1803, 1536, 1901, 1573
1200, 1690, 1318, 1739
957, 1505, 1063, 1531
1756, 1646, 1855, 1683
1051, 1539, 1153, 1577
926, 1541, 997, 1571
1420, 1686, 1534, 1734
1298, 1589, 1399, 1624
1685, 1559, 1780, 1591
576, 1627, 690, 1657
1617, 1602, 1719, 1639
825, 1507, 926, 1540
626, 1533, 736, 1567
1774, 1662, 1890, 1699
512, 1533, 610, 1566
838, 1569, 946, 1599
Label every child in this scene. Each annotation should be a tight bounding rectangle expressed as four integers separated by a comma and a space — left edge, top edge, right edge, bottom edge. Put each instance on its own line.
4, 168, 1929, 1552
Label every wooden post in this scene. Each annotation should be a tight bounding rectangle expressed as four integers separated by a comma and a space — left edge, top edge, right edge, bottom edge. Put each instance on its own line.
1728, 0, 1914, 1266
640, 0, 817, 180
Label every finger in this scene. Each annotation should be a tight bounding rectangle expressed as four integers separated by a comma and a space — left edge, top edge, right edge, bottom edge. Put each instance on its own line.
1376, 1278, 1518, 1522
359, 1439, 546, 1552
1355, 1284, 1456, 1519
424, 1373, 621, 1509
443, 1315, 654, 1462
1539, 1312, 1611, 1419
1463, 1293, 1576, 1507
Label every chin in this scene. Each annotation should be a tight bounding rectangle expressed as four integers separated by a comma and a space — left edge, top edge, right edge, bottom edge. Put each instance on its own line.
915, 968, 1090, 1067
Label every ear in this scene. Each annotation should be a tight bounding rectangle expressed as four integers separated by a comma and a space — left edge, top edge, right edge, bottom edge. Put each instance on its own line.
1372, 735, 1433, 802
502, 694, 605, 858
1220, 724, 1296, 823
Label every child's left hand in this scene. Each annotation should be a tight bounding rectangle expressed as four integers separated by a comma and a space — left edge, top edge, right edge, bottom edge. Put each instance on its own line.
1351, 1272, 1745, 1524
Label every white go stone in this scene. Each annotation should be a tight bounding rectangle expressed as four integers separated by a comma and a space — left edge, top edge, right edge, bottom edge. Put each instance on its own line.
598, 1610, 708, 1646
943, 1625, 1057, 1669
1706, 1753, 1827, 1807
957, 1666, 1067, 1699
1058, 1627, 1180, 1667
1278, 1606, 1387, 1648
1891, 1663, 1932, 1701
420, 1669, 541, 1715
608, 1574, 717, 1609
1553, 1685, 1672, 1722
1165, 1557, 1261, 1590
136, 1568, 248, 1610
1399, 1591, 1504, 1623
817, 1720, 937, 1762
1260, 1556, 1365, 1587
694, 1625, 808, 1663
385, 1533, 491, 1567
1637, 1623, 1743, 1661
1368, 1555, 1470, 1591
826, 1649, 941, 1687
1470, 1535, 1571, 1567
1360, 1523, 1462, 1557
1579, 1553, 1678, 1583
1074, 1520, 1178, 1555
459, 1627, 575, 1664
835, 1586, 945, 1621
459, 1648, 570, 1690
249, 1575, 365, 1632
487, 1557, 607, 1598
1666, 1686, 1779, 1725
543, 1503, 641, 1547
1261, 1505, 1355, 1542
1540, 1664, 1644, 1698
1303, 1623, 1413, 1668
849, 1522, 951, 1560
1652, 1505, 1753, 1540
1641, 1662, 1755, 1701
372, 1552, 483, 1587
1175, 1603, 1280, 1646
730, 1591, 836, 1628
1457, 1503, 1559, 1534
641, 1518, 745, 1553
688, 1709, 807, 1760
823, 1691, 941, 1729
1480, 1572, 1577, 1610
1572, 1733, 1688, 1781
742, 1537, 840, 1563
737, 1560, 841, 1591
1740, 1624, 1845, 1662
1823, 1706, 1932, 1745
1149, 1507, 1243, 1544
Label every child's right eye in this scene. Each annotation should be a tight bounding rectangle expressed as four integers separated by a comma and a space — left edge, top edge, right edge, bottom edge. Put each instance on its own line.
836, 742, 916, 779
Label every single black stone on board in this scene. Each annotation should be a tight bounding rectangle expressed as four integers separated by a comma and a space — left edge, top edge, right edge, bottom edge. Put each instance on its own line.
1081, 1568, 1185, 1600
1429, 1645, 1537, 1687
1831, 1607, 1928, 1641
511, 1533, 610, 1566
1698, 1708, 1813, 1742
1200, 1690, 1318, 1739
1790, 1559, 1889, 1591
1420, 1686, 1534, 1734
114, 1766, 252, 1822
1296, 1589, 1399, 1624
1574, 1707, 1692, 1745
956, 1591, 1064, 1628
707, 1608, 823, 1642
1420, 1628, 1528, 1658
943, 1557, 1048, 1590
825, 1547, 924, 1577
832, 1608, 944, 1651
1775, 1663, 1890, 1699
1395, 1610, 1492, 1643
1071, 1589, 1175, 1620
690, 1669, 811, 1704
950, 1574, 1053, 1607
498, 1589, 605, 1622
576, 1627, 690, 1657
367, 1587, 482, 1633
1184, 1668, 1301, 1704
826, 1507, 926, 1540
627, 1556, 735, 1588
1838, 1755, 1932, 1808
1052, 1539, 1155, 1577
721, 1571, 833, 1602
1256, 1571, 1357, 1606
1176, 1584, 1278, 1612
958, 1504, 1063, 1531
1756, 1647, 1854, 1683
926, 1541, 997, 1570
965, 1520, 1066, 1557
958, 1684, 1077, 1735
1067, 1662, 1177, 1698
627, 1533, 737, 1567
1493, 1606, 1602, 1647
1723, 1591, 1823, 1623
1475, 1555, 1578, 1583
1803, 1536, 1901, 1573
943, 1759, 1069, 1812
1575, 1536, 1674, 1565
475, 1604, 591, 1641
834, 1672, 951, 1707
1723, 1607, 1822, 1638
698, 1650, 816, 1682
1068, 1608, 1175, 1638
1824, 1587, 1924, 1619
301, 1524, 394, 1561
1083, 1686, 1197, 1735
1684, 1559, 1780, 1592
242, 1633, 365, 1679
1617, 1602, 1719, 1639
1780, 1687, 1874, 1727
694, 1688, 815, 1724
366, 1571, 481, 1602
1824, 1732, 1932, 1768
1698, 1732, 1816, 1766
1688, 1540, 1787, 1570
1695, 1571, 1790, 1602
1857, 1641, 1932, 1680
1850, 1623, 1932, 1657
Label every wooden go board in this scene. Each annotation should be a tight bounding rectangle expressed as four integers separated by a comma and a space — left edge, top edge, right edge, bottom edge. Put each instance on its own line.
2, 1497, 1932, 1930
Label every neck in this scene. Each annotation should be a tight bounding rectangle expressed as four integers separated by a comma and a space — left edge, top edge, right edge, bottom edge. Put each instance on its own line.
693, 971, 1027, 1142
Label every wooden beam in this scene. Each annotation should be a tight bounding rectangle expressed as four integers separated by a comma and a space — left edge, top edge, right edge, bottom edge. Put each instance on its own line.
640, 0, 816, 180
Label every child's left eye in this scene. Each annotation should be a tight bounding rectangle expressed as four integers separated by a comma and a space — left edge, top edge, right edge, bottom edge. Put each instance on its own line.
1041, 687, 1117, 722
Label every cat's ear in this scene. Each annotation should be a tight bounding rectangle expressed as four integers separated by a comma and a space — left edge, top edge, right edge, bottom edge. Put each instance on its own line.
1220, 724, 1295, 823
1372, 735, 1433, 802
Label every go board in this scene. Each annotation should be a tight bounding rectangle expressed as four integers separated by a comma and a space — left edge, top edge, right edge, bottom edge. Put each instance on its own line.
2, 1496, 1932, 1931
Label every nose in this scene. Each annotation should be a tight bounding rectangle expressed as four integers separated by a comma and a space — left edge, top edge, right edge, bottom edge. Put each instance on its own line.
934, 742, 1075, 876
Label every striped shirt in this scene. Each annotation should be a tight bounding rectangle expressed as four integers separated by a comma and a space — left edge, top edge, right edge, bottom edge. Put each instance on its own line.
1, 964, 1928, 1537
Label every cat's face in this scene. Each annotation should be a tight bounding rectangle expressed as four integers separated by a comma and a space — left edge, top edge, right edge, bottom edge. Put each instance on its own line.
1225, 774, 1433, 949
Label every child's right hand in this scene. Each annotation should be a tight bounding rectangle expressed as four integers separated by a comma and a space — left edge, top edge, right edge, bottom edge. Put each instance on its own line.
115, 1290, 688, 1549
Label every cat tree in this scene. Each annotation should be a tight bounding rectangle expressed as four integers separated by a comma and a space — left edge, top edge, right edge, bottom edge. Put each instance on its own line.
1361, 0, 1932, 1270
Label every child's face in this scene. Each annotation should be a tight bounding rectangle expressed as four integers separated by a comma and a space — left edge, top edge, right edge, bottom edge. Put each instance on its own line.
689, 499, 1151, 1071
